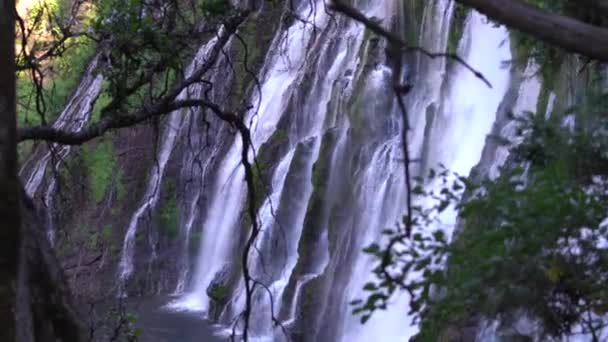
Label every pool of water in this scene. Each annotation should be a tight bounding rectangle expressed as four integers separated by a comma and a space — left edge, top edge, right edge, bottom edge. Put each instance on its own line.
136, 297, 224, 342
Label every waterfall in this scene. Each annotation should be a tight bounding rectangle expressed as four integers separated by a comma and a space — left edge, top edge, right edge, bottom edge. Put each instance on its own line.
117, 111, 184, 284
21, 57, 103, 243
158, 0, 525, 340
23, 58, 103, 197
338, 9, 512, 342
117, 37, 222, 288
488, 60, 541, 179
22, 0, 597, 339
173, 0, 333, 312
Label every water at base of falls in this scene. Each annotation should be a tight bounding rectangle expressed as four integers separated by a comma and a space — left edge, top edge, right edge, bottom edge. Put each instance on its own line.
136, 297, 223, 342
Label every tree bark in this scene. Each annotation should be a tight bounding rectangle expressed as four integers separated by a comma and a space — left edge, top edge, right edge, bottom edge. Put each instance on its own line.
455, 0, 608, 61
16, 195, 88, 342
0, 0, 20, 341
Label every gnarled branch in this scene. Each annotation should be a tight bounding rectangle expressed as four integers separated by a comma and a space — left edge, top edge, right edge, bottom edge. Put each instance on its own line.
17, 10, 250, 145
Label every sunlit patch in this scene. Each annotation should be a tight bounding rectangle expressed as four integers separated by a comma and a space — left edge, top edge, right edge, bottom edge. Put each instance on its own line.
16, 0, 41, 17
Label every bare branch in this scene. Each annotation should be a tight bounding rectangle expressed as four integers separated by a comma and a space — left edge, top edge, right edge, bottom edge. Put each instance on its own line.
18, 10, 251, 145
329, 0, 492, 87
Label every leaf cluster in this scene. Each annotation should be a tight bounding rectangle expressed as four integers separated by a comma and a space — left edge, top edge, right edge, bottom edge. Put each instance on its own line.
353, 113, 608, 340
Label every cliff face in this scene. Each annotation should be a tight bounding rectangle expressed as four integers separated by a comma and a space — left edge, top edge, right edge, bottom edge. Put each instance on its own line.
20, 0, 605, 341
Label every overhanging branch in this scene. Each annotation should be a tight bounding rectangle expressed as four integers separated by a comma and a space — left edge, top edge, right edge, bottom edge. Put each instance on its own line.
329, 0, 492, 87
455, 0, 608, 61
17, 99, 239, 145
17, 10, 251, 146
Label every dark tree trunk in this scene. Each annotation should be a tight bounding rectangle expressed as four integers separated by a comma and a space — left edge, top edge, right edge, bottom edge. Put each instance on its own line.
16, 195, 88, 342
0, 0, 20, 341
0, 3, 87, 341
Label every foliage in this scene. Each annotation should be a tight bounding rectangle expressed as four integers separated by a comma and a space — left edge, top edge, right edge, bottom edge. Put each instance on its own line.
157, 196, 179, 239
207, 283, 229, 301
16, 0, 98, 125
17, 35, 96, 125
82, 140, 116, 202
105, 309, 143, 341
353, 114, 608, 339
89, 0, 235, 117
89, 225, 113, 250
90, 81, 113, 124
17, 0, 237, 129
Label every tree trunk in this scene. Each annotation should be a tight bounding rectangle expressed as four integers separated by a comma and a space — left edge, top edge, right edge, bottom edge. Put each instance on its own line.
0, 3, 86, 341
0, 0, 20, 341
16, 195, 88, 342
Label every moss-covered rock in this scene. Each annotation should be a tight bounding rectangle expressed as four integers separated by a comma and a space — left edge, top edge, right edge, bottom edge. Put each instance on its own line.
229, 1, 284, 106
206, 264, 238, 321
447, 4, 468, 55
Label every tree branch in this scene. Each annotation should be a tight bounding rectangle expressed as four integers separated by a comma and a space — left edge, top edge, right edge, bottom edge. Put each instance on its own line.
329, 0, 492, 87
455, 0, 608, 61
18, 98, 237, 145
17, 10, 250, 145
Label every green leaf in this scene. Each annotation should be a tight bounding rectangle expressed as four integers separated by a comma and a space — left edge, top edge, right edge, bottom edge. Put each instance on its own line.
363, 282, 377, 291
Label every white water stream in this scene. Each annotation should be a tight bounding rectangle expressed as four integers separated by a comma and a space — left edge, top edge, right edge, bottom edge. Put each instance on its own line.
22, 57, 103, 244
165, 1, 520, 340
26, 1, 599, 340
117, 38, 221, 287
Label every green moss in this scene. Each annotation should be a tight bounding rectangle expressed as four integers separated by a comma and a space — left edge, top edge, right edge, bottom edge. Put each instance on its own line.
230, 3, 282, 105
207, 284, 229, 301
82, 140, 116, 202
249, 159, 267, 212
17, 35, 96, 126
536, 82, 552, 118
447, 4, 468, 54
157, 192, 180, 239
91, 81, 113, 124
101, 224, 113, 239
115, 169, 126, 201
88, 224, 113, 250
300, 130, 337, 246
268, 128, 287, 144
347, 29, 387, 135
299, 276, 324, 322
249, 127, 289, 212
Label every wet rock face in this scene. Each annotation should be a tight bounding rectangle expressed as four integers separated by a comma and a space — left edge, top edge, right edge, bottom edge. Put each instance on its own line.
206, 264, 235, 320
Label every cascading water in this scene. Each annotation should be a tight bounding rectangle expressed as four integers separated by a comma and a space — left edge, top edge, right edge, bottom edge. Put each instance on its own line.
81, 0, 588, 340
164, 0, 524, 340
340, 9, 512, 342
487, 60, 541, 180
117, 37, 223, 288
174, 0, 331, 312
22, 58, 103, 196
117, 111, 184, 285
21, 57, 103, 243
22, 0, 607, 340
